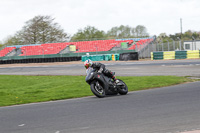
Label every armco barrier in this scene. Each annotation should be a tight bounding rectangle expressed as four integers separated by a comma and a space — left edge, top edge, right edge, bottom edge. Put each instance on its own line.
151, 50, 200, 60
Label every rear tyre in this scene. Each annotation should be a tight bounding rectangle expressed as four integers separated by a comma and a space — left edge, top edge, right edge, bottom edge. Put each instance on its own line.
117, 79, 128, 95
90, 81, 105, 98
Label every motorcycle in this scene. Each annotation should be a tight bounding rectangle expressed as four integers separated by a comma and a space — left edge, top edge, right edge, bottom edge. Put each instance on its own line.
85, 67, 128, 98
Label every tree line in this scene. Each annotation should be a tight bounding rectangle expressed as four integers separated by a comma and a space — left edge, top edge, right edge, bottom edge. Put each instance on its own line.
157, 31, 200, 43
1, 15, 149, 46
1, 15, 200, 47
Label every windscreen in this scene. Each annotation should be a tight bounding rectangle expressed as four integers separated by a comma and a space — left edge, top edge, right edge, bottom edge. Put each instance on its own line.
86, 67, 94, 75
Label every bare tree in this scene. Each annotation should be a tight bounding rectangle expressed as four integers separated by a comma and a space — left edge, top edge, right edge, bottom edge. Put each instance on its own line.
7, 15, 69, 45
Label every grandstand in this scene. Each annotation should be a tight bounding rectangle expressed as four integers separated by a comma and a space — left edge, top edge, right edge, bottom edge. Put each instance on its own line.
0, 37, 155, 57
0, 46, 16, 57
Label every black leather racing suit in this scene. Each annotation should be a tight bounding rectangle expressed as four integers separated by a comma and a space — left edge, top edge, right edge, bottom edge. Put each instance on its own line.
91, 62, 116, 81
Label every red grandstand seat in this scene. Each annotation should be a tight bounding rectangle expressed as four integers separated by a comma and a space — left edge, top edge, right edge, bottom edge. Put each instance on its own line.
0, 47, 16, 57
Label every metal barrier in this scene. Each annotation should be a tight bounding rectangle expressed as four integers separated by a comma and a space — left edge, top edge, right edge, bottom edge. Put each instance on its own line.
151, 50, 200, 60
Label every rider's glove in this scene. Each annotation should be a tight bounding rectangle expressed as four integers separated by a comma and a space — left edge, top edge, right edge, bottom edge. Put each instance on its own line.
98, 68, 103, 73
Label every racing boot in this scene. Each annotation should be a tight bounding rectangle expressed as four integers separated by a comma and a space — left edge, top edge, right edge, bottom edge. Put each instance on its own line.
112, 76, 119, 84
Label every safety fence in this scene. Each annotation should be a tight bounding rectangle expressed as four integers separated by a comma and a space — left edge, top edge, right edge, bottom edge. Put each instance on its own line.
151, 50, 200, 60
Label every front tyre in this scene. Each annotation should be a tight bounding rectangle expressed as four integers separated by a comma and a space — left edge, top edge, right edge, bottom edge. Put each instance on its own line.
90, 81, 105, 98
117, 79, 128, 95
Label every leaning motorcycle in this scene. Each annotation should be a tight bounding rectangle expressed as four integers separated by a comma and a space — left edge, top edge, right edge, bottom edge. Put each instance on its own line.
85, 68, 128, 98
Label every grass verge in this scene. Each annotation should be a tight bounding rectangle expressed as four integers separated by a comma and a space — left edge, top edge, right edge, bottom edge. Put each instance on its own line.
0, 75, 196, 107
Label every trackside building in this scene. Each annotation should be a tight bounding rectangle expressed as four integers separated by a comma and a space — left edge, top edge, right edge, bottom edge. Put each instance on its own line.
184, 40, 200, 50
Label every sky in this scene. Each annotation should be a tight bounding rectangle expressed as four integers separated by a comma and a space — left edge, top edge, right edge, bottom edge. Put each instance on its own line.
0, 0, 200, 42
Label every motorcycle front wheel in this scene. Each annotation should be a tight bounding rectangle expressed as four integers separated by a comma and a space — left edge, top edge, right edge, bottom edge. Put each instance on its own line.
90, 81, 105, 98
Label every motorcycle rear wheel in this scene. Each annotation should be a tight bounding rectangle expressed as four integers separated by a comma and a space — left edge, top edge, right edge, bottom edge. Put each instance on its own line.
117, 79, 128, 95
90, 81, 105, 98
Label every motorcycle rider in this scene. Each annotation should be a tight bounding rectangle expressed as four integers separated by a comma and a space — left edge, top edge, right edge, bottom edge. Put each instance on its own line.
84, 59, 119, 84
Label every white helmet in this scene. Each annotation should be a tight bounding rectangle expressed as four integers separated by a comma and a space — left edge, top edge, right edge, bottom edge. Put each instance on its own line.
84, 59, 93, 69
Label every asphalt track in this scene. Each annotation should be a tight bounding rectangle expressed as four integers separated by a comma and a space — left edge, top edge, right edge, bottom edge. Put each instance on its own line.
0, 59, 200, 133
0, 59, 200, 77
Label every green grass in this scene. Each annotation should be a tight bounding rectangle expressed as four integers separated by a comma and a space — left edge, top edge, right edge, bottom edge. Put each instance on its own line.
0, 75, 195, 107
